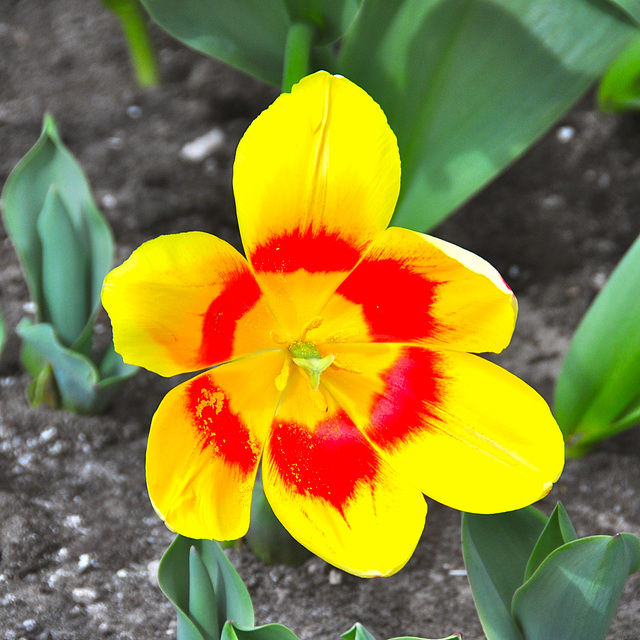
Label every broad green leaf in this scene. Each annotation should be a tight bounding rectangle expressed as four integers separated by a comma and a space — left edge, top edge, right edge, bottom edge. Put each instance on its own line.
599, 32, 640, 111
461, 508, 547, 640
223, 621, 301, 640
554, 232, 640, 454
524, 503, 577, 581
37, 187, 89, 346
158, 536, 254, 640
338, 0, 639, 231
1, 115, 113, 318
513, 533, 640, 640
341, 623, 461, 640
605, 0, 640, 24
140, 0, 361, 85
16, 319, 137, 413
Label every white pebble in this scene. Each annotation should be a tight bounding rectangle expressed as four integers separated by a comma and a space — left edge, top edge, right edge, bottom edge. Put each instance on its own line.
328, 569, 342, 585
556, 125, 575, 142
179, 127, 225, 163
72, 587, 98, 604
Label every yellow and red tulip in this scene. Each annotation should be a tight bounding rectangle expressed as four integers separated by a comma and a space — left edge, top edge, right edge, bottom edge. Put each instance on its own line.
102, 71, 564, 578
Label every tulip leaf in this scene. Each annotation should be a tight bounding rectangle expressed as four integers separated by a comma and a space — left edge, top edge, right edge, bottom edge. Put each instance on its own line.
512, 533, 640, 640
554, 232, 640, 455
524, 503, 577, 581
338, 0, 639, 231
139, 0, 361, 85
599, 31, 640, 111
461, 508, 547, 640
605, 0, 640, 24
37, 186, 89, 347
222, 621, 301, 640
1, 114, 113, 320
158, 536, 254, 640
16, 319, 137, 413
245, 478, 312, 566
341, 623, 461, 640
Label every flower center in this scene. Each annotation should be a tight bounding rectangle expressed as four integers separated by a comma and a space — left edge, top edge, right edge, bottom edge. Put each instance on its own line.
288, 341, 335, 391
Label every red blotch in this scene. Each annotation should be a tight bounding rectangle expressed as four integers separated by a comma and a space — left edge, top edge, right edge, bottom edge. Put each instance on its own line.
250, 229, 361, 273
199, 268, 262, 364
336, 258, 440, 342
186, 375, 259, 475
268, 411, 379, 516
368, 347, 444, 450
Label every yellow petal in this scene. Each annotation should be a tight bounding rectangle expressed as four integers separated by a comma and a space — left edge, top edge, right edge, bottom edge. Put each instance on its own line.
334, 227, 517, 352
233, 71, 401, 336
146, 350, 286, 540
263, 369, 426, 577
102, 231, 280, 376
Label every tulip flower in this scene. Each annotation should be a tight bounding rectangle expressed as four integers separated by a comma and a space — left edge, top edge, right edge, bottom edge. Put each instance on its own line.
102, 71, 564, 577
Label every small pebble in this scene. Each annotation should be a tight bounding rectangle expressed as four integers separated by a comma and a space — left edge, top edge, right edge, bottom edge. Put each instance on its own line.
106, 136, 124, 150
180, 127, 225, 163
101, 193, 118, 209
448, 569, 468, 577
22, 620, 37, 632
126, 105, 142, 119
556, 125, 575, 142
72, 587, 98, 605
39, 427, 57, 443
22, 301, 37, 314
328, 569, 342, 585
78, 553, 93, 572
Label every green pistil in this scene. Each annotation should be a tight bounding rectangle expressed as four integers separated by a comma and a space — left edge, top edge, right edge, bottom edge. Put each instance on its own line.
289, 342, 334, 391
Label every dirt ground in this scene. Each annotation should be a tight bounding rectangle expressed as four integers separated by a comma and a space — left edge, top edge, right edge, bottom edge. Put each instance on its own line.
1, 2, 640, 639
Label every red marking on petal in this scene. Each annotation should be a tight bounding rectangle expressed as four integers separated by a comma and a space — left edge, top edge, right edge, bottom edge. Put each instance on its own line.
186, 375, 259, 474
199, 268, 262, 364
368, 347, 443, 450
337, 258, 440, 341
251, 229, 361, 273
268, 411, 379, 515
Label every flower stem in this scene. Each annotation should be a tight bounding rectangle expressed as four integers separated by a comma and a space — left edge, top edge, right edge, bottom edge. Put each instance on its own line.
282, 21, 315, 92
102, 0, 161, 87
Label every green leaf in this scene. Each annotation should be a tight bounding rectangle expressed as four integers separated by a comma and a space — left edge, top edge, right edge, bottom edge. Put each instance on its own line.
524, 503, 577, 581
554, 232, 640, 454
158, 536, 254, 640
140, 0, 361, 85
337, 0, 639, 231
37, 186, 89, 347
1, 115, 113, 320
599, 32, 640, 111
461, 508, 547, 640
605, 0, 640, 25
512, 533, 640, 640
223, 621, 301, 640
16, 319, 137, 413
341, 623, 461, 640
245, 478, 312, 566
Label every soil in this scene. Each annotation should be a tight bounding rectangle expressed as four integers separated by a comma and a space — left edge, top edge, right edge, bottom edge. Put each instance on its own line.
1, 1, 640, 639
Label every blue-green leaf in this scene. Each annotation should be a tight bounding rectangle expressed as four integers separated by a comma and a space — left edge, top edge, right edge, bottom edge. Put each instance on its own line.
37, 186, 89, 346
605, 0, 640, 25
461, 508, 547, 640
341, 623, 461, 640
513, 533, 640, 640
158, 536, 254, 640
140, 0, 361, 85
1, 115, 113, 319
223, 621, 301, 640
338, 0, 639, 231
524, 503, 577, 581
554, 232, 640, 455
16, 319, 137, 413
244, 478, 312, 566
